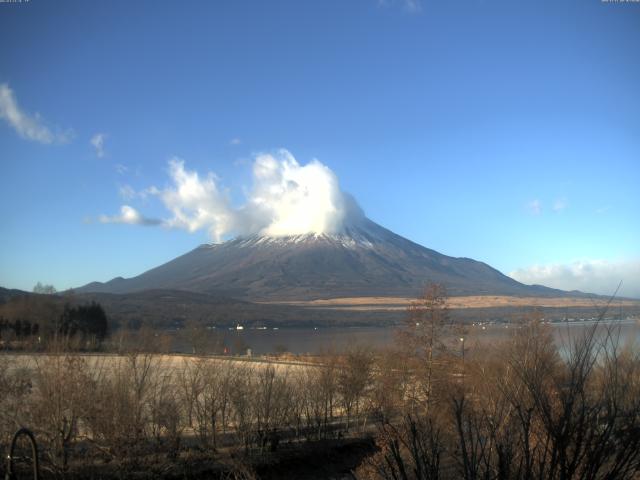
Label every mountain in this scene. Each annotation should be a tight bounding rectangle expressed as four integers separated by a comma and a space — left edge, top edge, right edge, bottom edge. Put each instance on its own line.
0, 286, 32, 304
79, 217, 570, 300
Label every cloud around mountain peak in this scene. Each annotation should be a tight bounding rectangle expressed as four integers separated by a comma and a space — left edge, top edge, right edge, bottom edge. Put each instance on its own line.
243, 150, 363, 238
100, 149, 364, 241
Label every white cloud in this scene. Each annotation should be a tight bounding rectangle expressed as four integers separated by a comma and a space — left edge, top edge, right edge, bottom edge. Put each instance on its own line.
100, 149, 363, 242
230, 137, 241, 145
99, 205, 160, 226
510, 259, 640, 299
91, 132, 107, 157
527, 199, 542, 215
160, 158, 235, 242
0, 83, 72, 144
115, 163, 129, 175
245, 149, 357, 237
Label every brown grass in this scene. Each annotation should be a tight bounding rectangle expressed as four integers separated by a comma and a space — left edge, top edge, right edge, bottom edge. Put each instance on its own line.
260, 295, 640, 311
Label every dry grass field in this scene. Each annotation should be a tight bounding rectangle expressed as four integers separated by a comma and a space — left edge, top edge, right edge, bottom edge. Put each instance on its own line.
0, 352, 316, 376
262, 295, 640, 311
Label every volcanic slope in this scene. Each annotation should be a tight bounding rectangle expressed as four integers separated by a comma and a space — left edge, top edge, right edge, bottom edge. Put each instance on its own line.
79, 217, 572, 300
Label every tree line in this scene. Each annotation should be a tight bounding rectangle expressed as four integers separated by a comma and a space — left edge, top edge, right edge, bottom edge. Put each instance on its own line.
0, 295, 108, 348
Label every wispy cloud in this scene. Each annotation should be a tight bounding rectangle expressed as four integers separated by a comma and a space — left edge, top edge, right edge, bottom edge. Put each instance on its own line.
91, 132, 107, 157
552, 198, 567, 213
403, 0, 422, 13
0, 83, 72, 144
99, 205, 160, 226
140, 185, 160, 199
378, 0, 422, 13
117, 184, 160, 201
118, 184, 136, 201
527, 199, 542, 215
595, 206, 610, 214
230, 137, 241, 146
510, 259, 640, 299
115, 163, 129, 175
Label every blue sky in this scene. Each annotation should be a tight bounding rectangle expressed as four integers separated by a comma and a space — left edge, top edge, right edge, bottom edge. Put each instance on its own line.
1, 0, 639, 297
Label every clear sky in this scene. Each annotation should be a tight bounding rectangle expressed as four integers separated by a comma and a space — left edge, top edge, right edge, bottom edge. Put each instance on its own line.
1, 0, 639, 297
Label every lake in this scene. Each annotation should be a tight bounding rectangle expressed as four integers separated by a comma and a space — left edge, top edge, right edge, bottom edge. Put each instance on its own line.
170, 318, 640, 356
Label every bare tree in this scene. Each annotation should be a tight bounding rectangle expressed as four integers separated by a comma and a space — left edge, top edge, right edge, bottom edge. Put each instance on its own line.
400, 284, 451, 411
190, 359, 234, 450
252, 364, 291, 452
0, 357, 33, 455
28, 354, 93, 474
370, 348, 413, 424
357, 414, 444, 480
338, 346, 374, 431
147, 367, 184, 458
178, 357, 203, 430
33, 282, 57, 295
228, 364, 255, 454
81, 352, 160, 472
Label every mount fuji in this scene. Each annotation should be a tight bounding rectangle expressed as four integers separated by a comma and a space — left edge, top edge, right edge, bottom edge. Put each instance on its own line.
79, 216, 567, 300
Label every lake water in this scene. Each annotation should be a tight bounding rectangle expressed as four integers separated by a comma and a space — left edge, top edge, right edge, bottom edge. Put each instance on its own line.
171, 319, 640, 356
